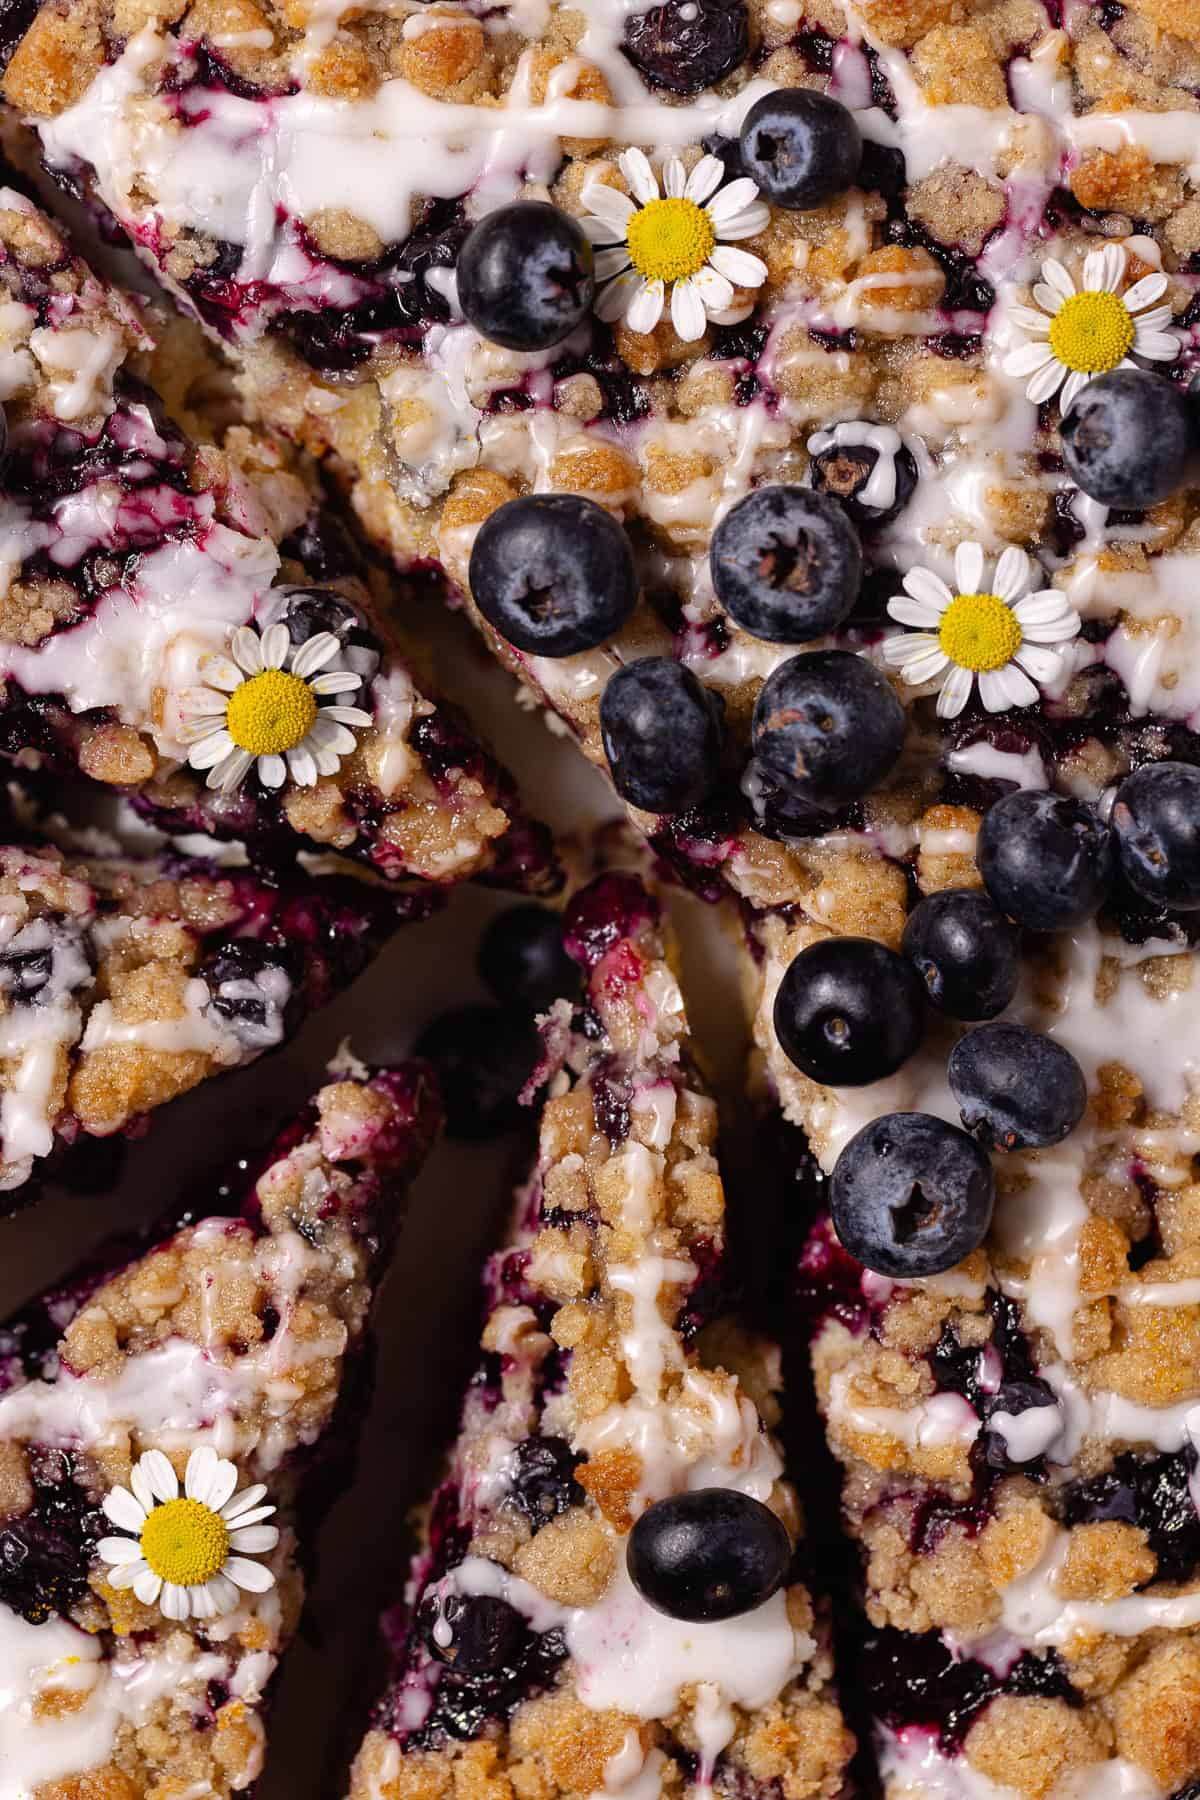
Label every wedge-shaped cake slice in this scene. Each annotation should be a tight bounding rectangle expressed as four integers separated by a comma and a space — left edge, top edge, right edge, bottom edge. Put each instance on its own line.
0, 181, 557, 895
0, 1055, 439, 1798
348, 871, 854, 1800
748, 884, 1200, 1799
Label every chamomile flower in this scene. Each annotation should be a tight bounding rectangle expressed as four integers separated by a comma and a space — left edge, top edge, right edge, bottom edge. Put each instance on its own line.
883, 542, 1080, 718
581, 149, 769, 342
181, 621, 371, 794
97, 1447, 278, 1622
1003, 243, 1178, 411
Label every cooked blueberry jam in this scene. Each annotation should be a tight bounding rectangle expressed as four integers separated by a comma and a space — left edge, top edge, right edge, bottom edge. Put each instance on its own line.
0, 1444, 102, 1624
622, 0, 747, 94
561, 873, 657, 970
861, 1627, 1082, 1751
507, 1436, 585, 1530
201, 938, 300, 1051
932, 1291, 1057, 1475
1063, 1447, 1200, 1583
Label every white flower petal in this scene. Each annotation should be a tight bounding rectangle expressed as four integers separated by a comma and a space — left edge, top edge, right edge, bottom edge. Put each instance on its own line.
210, 749, 254, 793
1060, 368, 1092, 411
954, 542, 985, 595
1026, 358, 1067, 404
206, 1462, 241, 1515
221, 1484, 269, 1522
1131, 304, 1174, 332
131, 1462, 155, 1515
980, 663, 1038, 710
619, 147, 658, 205
231, 625, 264, 676
581, 184, 636, 230
308, 670, 362, 696
207, 1573, 240, 1615
1133, 330, 1179, 361
692, 265, 734, 311
314, 746, 343, 777
189, 1582, 219, 1620
321, 705, 372, 728
1082, 243, 1125, 292
133, 1567, 162, 1606
1008, 305, 1052, 336
1123, 272, 1168, 313
712, 203, 770, 241
201, 658, 244, 694
1014, 591, 1080, 637
188, 730, 237, 771
1005, 341, 1057, 378
937, 664, 975, 717
103, 1487, 148, 1534
887, 595, 942, 629
186, 1446, 220, 1507
899, 646, 951, 685
97, 1535, 143, 1565
108, 1561, 143, 1590
308, 720, 357, 756
685, 155, 725, 204
256, 753, 287, 789
706, 177, 761, 224
625, 278, 664, 335
707, 244, 768, 289
670, 277, 707, 342
226, 1556, 277, 1593
229, 1524, 280, 1553
142, 1450, 179, 1504
179, 715, 230, 745
663, 157, 686, 197
1040, 259, 1076, 302
902, 567, 955, 612
595, 272, 640, 324
1032, 282, 1066, 314
580, 216, 627, 248
220, 1503, 275, 1530
161, 1583, 191, 1621
290, 632, 340, 678
594, 247, 634, 281
993, 546, 1031, 603
259, 623, 291, 670
1013, 642, 1066, 682
286, 746, 318, 787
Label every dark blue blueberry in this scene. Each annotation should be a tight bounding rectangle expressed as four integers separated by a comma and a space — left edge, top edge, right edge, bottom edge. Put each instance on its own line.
949, 1022, 1086, 1151
469, 495, 637, 657
752, 650, 905, 804
901, 891, 1019, 1021
627, 1489, 790, 1621
1112, 761, 1200, 911
622, 0, 747, 94
415, 1003, 541, 1140
478, 907, 580, 1013
742, 756, 839, 842
830, 1111, 995, 1277
773, 937, 925, 1086
508, 1436, 584, 1529
738, 89, 862, 210
809, 428, 917, 530
600, 657, 723, 814
979, 790, 1114, 930
1060, 370, 1191, 509
710, 485, 862, 642
420, 1590, 528, 1674
457, 203, 595, 352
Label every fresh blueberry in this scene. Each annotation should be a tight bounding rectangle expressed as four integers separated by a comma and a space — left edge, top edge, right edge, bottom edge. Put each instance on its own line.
1060, 370, 1191, 510
902, 892, 1020, 1022
809, 427, 917, 531
752, 650, 905, 804
415, 1003, 541, 1140
420, 1590, 528, 1674
738, 90, 862, 210
600, 657, 724, 815
478, 907, 580, 1013
1112, 761, 1200, 911
830, 1111, 996, 1278
742, 756, 838, 842
627, 1489, 791, 1621
508, 1437, 584, 1530
469, 495, 637, 658
978, 790, 1114, 930
710, 485, 862, 642
622, 0, 747, 95
457, 203, 595, 352
774, 937, 925, 1087
948, 1022, 1087, 1151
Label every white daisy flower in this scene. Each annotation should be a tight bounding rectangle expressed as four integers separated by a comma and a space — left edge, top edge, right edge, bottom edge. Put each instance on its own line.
97, 1447, 279, 1623
181, 621, 372, 793
1003, 243, 1178, 411
883, 542, 1080, 718
581, 148, 770, 343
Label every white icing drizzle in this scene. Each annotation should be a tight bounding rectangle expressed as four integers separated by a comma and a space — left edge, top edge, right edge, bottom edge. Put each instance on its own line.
807, 423, 903, 511
877, 1727, 1163, 1800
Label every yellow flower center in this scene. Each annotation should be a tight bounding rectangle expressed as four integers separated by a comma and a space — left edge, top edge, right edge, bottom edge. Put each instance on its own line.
938, 592, 1023, 673
225, 669, 317, 757
625, 197, 715, 285
1047, 290, 1135, 375
139, 1498, 229, 1588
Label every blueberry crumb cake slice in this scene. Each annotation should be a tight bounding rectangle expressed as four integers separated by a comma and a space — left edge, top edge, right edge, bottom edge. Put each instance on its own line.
348, 871, 854, 1800
0, 179, 559, 895
0, 1054, 440, 1799
0, 786, 437, 1205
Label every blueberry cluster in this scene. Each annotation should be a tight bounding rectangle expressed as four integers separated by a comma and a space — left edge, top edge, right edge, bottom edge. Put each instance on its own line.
781, 761, 1200, 1279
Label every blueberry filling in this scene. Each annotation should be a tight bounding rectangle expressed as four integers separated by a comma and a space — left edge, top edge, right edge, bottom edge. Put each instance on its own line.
861, 1627, 1083, 1752
507, 1436, 585, 1530
621, 0, 747, 94
0, 1444, 102, 1625
1063, 1447, 1200, 1584
0, 915, 93, 1007
931, 1292, 1057, 1475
